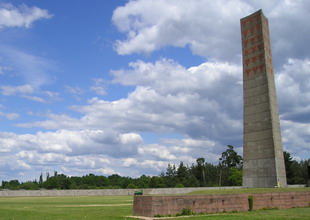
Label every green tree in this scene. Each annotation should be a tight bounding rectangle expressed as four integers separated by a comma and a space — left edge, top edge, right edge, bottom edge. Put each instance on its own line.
96, 176, 109, 188
283, 151, 310, 184
9, 180, 20, 189
299, 159, 310, 184
219, 145, 243, 168
44, 176, 60, 189
1, 180, 20, 190
219, 145, 243, 186
227, 168, 242, 186
39, 173, 43, 183
126, 183, 137, 189
136, 175, 151, 188
149, 176, 165, 188
108, 174, 123, 188
195, 158, 206, 186
57, 174, 71, 189
204, 162, 220, 187
284, 151, 295, 184
186, 174, 200, 187
164, 164, 177, 187
20, 181, 39, 190
176, 161, 188, 185
121, 177, 134, 189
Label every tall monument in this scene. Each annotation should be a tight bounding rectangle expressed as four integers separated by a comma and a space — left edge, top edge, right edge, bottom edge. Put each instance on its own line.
241, 10, 287, 187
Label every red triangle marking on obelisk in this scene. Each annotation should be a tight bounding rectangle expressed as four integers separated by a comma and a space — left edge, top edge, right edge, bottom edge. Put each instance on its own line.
249, 18, 253, 25
246, 69, 251, 77
245, 58, 250, 66
242, 20, 247, 27
250, 26, 255, 35
243, 39, 249, 47
242, 29, 248, 38
252, 66, 258, 74
250, 37, 255, 45
251, 46, 256, 53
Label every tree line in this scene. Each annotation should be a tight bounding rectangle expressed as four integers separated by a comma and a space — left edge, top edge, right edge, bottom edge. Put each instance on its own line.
1, 146, 309, 190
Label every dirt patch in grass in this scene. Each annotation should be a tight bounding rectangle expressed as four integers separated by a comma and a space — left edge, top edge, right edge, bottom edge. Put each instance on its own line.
57, 203, 131, 207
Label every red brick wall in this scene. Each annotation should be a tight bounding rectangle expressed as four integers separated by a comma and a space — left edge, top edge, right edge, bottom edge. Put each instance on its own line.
133, 191, 310, 217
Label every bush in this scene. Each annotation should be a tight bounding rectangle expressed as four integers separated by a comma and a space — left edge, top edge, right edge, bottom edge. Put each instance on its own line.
175, 183, 185, 188
248, 195, 254, 211
181, 207, 194, 216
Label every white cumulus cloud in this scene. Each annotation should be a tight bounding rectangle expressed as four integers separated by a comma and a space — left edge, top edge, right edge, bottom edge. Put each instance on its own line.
112, 0, 249, 62
1, 0, 309, 181
112, 0, 310, 67
0, 84, 34, 96
0, 3, 52, 29
0, 111, 20, 120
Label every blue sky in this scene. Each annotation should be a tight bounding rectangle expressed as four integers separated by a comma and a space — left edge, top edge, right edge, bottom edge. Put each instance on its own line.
0, 0, 309, 182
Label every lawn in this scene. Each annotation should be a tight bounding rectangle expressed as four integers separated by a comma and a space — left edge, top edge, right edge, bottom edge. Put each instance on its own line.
166, 207, 310, 220
0, 195, 134, 220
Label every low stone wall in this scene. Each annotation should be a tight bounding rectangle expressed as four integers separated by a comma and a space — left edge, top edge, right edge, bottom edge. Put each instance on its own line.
0, 189, 135, 197
133, 191, 310, 217
0, 187, 240, 197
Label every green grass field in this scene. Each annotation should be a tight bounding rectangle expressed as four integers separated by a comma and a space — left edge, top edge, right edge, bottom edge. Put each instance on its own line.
0, 196, 133, 220
167, 207, 310, 220
0, 189, 309, 220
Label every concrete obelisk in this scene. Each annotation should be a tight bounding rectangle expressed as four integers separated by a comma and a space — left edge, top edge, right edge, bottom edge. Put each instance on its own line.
241, 10, 287, 187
